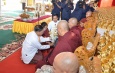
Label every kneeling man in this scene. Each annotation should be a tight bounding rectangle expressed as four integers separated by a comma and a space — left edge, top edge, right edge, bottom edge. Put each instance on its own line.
21, 25, 53, 64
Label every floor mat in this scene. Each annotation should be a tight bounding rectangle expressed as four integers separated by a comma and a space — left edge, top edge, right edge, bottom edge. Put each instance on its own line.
0, 48, 36, 73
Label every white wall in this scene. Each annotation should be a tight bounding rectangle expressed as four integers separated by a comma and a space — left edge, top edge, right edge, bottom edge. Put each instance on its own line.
1, 0, 22, 10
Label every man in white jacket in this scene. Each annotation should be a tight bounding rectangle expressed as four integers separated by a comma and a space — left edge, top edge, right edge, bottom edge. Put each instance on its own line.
22, 25, 53, 64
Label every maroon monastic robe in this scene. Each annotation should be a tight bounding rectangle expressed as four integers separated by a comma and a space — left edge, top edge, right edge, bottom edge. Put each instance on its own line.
42, 28, 50, 37
78, 25, 84, 33
36, 28, 82, 68
72, 25, 84, 34
80, 18, 87, 23
47, 29, 82, 65
69, 26, 82, 47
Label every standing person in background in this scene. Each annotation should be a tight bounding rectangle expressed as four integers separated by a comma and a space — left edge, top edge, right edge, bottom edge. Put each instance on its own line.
51, 0, 61, 20
71, 1, 86, 21
81, 0, 95, 18
21, 0, 26, 10
88, 2, 95, 12
61, 0, 74, 21
60, 0, 66, 20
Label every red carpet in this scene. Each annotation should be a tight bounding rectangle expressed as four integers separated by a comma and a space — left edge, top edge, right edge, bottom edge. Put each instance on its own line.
0, 48, 36, 73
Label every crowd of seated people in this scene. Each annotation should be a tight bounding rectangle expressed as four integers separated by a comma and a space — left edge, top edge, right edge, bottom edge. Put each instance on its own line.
21, 0, 99, 72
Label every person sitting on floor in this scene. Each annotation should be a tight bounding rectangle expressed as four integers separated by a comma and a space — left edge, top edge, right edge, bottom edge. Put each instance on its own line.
78, 17, 87, 30
68, 18, 82, 44
36, 20, 82, 68
68, 18, 82, 33
21, 25, 54, 64
53, 52, 79, 73
48, 14, 59, 31
41, 22, 50, 37
81, 10, 93, 22
35, 52, 79, 73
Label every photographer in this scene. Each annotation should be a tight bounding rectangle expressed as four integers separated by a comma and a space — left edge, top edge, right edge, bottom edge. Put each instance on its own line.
71, 1, 86, 21
61, 0, 74, 21
51, 0, 61, 20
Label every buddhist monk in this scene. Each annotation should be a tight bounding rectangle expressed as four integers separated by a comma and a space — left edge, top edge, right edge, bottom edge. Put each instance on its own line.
79, 18, 87, 30
80, 11, 92, 27
36, 20, 82, 68
68, 18, 82, 43
86, 11, 92, 18
41, 22, 50, 37
53, 52, 79, 73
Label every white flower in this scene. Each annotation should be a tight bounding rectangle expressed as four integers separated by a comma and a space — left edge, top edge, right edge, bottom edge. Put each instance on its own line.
50, 26, 58, 42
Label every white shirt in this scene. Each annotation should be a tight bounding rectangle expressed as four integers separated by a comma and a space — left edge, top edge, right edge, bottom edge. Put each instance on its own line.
21, 31, 50, 64
48, 21, 59, 31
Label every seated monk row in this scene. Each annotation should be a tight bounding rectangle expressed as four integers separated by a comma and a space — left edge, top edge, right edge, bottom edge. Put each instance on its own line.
21, 17, 83, 64
36, 18, 82, 68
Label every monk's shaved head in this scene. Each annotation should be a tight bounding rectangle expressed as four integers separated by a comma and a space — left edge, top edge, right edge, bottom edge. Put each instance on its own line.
53, 52, 79, 73
68, 18, 78, 29
58, 20, 69, 31
57, 20, 69, 36
86, 11, 92, 17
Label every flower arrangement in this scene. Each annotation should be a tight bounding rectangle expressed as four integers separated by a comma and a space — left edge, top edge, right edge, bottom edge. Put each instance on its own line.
20, 13, 30, 19
49, 25, 58, 43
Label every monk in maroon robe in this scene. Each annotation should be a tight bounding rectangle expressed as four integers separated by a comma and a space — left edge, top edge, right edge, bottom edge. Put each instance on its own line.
77, 17, 87, 32
68, 17, 82, 49
41, 22, 50, 37
68, 17, 83, 36
36, 20, 82, 68
80, 10, 92, 22
42, 28, 50, 37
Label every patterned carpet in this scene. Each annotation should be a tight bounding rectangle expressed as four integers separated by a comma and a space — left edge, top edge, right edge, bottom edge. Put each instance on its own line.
0, 10, 35, 48
0, 10, 26, 61
0, 10, 51, 61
